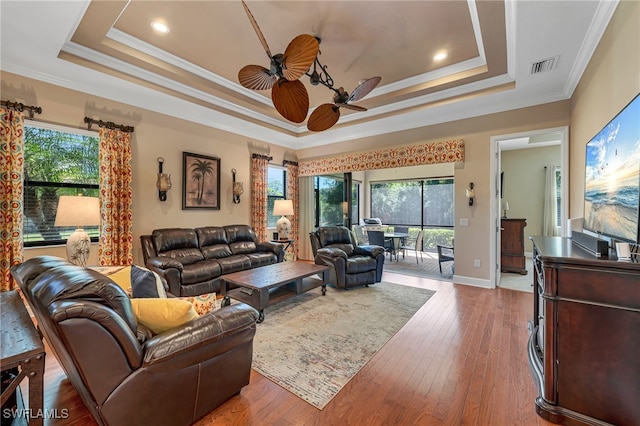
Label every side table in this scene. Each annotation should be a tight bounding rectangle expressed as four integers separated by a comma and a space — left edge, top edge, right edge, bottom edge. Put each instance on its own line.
1, 290, 45, 426
271, 239, 295, 261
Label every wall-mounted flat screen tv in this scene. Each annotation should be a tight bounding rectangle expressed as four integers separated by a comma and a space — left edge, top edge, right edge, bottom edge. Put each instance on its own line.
583, 93, 640, 243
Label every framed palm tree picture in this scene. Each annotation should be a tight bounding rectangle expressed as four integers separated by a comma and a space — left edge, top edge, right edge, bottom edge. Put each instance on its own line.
182, 152, 220, 209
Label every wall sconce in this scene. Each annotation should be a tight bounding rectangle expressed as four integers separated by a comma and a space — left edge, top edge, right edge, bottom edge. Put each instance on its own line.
156, 157, 172, 201
232, 168, 244, 204
466, 182, 475, 206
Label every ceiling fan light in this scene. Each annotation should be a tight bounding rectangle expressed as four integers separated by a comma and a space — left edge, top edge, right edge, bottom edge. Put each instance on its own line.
310, 71, 320, 85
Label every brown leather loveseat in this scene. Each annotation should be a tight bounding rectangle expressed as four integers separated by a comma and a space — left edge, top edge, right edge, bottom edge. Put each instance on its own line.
141, 225, 284, 297
11, 256, 259, 426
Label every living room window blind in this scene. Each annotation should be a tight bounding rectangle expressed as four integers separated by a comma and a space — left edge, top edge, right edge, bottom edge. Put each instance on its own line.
23, 121, 99, 247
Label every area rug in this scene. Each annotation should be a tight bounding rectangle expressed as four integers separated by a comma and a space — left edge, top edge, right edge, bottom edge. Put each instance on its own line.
382, 251, 453, 281
251, 281, 435, 409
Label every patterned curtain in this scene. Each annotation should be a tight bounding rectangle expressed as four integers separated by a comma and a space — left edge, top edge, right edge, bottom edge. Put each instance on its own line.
0, 108, 24, 290
251, 154, 272, 241
285, 160, 299, 259
98, 128, 133, 266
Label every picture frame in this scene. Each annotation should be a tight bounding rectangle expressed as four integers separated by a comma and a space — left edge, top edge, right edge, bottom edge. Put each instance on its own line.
182, 152, 220, 210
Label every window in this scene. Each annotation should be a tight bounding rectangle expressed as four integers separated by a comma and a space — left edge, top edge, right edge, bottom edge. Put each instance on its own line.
267, 166, 286, 228
312, 174, 359, 228
370, 177, 454, 249
23, 122, 99, 247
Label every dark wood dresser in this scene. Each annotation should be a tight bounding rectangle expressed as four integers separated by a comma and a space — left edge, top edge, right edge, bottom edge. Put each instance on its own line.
501, 218, 527, 274
529, 236, 640, 426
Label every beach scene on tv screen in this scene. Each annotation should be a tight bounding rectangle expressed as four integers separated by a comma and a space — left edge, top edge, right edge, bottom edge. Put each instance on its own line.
584, 96, 640, 242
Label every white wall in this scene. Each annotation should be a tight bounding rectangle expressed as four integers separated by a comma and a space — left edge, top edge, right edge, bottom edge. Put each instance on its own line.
501, 145, 561, 253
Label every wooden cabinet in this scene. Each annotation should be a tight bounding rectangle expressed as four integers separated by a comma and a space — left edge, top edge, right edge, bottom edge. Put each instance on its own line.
529, 236, 640, 426
501, 218, 527, 274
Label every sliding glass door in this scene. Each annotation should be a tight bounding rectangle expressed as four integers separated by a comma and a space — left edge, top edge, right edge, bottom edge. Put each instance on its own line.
370, 177, 454, 250
313, 173, 359, 228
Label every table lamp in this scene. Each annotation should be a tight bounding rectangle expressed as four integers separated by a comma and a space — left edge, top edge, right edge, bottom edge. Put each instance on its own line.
273, 199, 294, 240
502, 201, 510, 218
54, 195, 100, 267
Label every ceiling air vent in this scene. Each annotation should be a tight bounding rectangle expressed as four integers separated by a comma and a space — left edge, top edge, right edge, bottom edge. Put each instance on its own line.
530, 56, 559, 74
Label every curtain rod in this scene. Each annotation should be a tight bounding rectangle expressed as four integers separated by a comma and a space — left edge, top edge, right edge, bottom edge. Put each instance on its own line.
283, 160, 299, 166
84, 116, 134, 133
1, 100, 42, 119
252, 153, 273, 161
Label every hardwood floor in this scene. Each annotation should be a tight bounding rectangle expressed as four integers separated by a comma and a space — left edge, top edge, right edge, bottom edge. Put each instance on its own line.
28, 271, 555, 425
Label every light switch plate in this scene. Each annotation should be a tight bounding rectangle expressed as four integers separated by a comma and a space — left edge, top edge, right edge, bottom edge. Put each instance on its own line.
460, 218, 469, 226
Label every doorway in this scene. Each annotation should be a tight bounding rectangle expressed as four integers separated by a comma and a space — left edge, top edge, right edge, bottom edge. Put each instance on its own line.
490, 127, 569, 289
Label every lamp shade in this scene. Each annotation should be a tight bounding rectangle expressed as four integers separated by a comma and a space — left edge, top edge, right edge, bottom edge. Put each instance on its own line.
273, 199, 294, 216
274, 199, 294, 240
54, 195, 100, 227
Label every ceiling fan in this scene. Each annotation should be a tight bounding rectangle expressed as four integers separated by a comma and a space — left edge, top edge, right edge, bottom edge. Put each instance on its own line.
238, 1, 319, 123
307, 76, 381, 132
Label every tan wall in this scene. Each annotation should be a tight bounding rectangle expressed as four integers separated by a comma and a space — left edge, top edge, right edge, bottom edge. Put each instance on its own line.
298, 102, 571, 282
3, 68, 571, 282
15, 0, 639, 282
1, 72, 287, 265
569, 0, 640, 221
501, 145, 561, 253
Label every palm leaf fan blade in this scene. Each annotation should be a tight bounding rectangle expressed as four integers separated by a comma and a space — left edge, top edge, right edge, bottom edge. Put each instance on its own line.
282, 35, 320, 81
348, 76, 382, 103
238, 65, 277, 90
340, 103, 367, 112
272, 78, 309, 123
308, 103, 340, 131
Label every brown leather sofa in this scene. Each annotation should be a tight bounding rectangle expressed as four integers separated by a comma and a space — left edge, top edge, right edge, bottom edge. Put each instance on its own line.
141, 225, 284, 297
11, 256, 259, 426
310, 226, 385, 289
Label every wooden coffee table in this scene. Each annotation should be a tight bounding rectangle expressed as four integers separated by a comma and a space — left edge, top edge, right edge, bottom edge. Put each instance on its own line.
220, 261, 329, 323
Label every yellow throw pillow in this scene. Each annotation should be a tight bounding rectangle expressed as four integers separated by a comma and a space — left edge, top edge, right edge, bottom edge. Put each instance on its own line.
105, 266, 133, 296
131, 298, 198, 334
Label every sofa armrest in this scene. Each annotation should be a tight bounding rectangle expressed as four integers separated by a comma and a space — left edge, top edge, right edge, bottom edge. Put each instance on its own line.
354, 245, 385, 258
256, 241, 285, 258
145, 257, 183, 296
317, 247, 348, 260
142, 303, 258, 365
147, 257, 183, 271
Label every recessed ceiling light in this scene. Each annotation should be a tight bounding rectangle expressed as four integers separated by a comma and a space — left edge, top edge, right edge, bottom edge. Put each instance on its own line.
151, 21, 169, 34
433, 52, 447, 61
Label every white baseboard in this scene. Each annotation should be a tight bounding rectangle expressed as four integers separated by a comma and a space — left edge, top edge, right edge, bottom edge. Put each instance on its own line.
452, 275, 494, 289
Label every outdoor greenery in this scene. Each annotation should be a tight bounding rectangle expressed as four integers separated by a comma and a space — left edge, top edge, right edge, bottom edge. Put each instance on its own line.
23, 125, 99, 244
370, 179, 454, 227
316, 176, 345, 226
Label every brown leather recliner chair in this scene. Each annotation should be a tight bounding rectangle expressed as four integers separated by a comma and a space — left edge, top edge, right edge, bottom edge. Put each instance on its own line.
309, 226, 385, 289
11, 256, 258, 426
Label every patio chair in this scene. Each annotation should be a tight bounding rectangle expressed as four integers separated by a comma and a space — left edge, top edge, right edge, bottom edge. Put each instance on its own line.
353, 225, 369, 245
437, 242, 455, 274
394, 226, 409, 258
367, 230, 395, 261
400, 230, 424, 264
